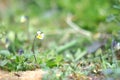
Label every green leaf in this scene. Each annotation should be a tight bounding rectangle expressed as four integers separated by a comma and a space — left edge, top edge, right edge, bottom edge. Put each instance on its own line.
0, 50, 10, 57
0, 60, 9, 67
46, 58, 57, 67
75, 49, 87, 61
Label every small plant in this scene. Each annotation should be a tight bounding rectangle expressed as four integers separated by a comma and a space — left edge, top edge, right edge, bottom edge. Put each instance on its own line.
31, 31, 44, 62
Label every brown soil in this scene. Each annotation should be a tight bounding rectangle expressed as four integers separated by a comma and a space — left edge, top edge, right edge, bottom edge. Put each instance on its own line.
0, 69, 45, 80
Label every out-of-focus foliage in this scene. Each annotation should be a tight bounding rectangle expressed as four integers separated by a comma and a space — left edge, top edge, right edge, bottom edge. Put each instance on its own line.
0, 0, 115, 32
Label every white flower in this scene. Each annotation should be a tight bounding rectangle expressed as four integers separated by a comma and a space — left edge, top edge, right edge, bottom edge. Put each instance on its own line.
115, 42, 120, 50
20, 16, 28, 23
36, 31, 44, 40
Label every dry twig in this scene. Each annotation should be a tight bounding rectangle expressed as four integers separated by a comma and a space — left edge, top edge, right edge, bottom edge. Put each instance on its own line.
66, 14, 92, 37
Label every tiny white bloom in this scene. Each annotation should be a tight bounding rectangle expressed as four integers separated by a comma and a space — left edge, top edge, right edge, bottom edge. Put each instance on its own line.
20, 16, 28, 23
36, 31, 44, 40
115, 42, 120, 50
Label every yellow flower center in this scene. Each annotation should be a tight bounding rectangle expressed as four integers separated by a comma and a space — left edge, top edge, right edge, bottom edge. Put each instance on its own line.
36, 34, 43, 39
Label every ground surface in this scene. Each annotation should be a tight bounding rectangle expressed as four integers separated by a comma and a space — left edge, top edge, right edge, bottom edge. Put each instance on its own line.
0, 69, 44, 80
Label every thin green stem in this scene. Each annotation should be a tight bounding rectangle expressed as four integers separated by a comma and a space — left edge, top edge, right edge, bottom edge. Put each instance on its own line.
32, 35, 37, 63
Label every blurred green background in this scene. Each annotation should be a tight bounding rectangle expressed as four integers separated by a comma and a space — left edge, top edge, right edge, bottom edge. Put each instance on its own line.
0, 0, 117, 32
